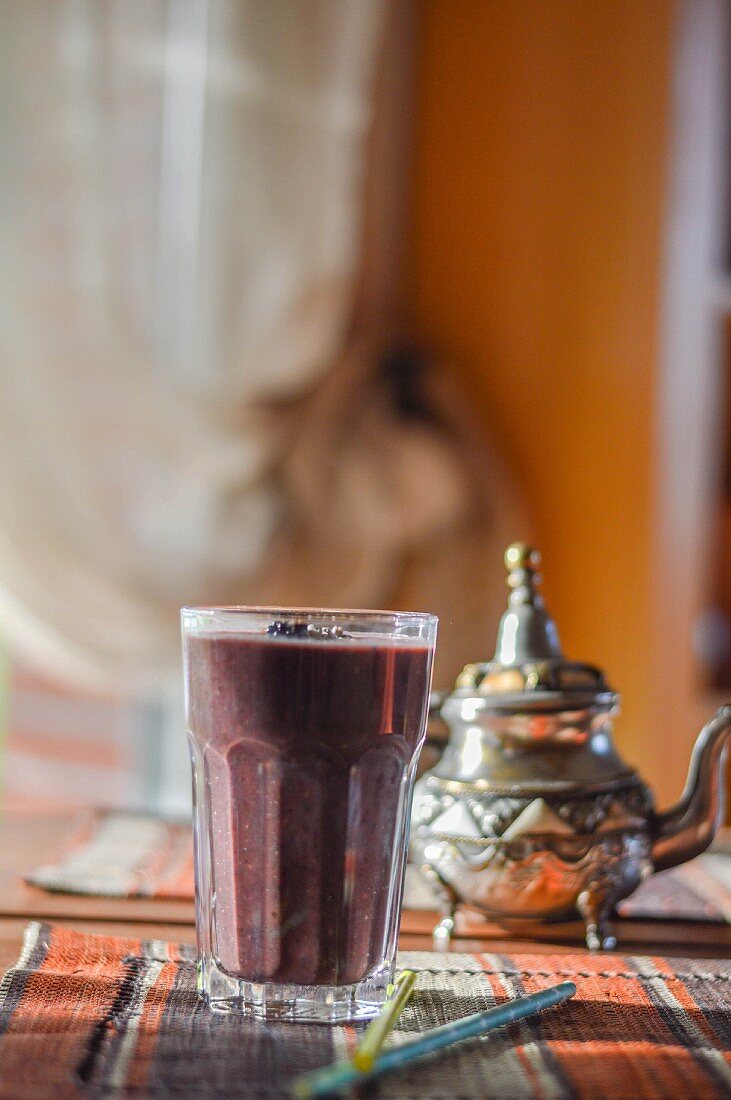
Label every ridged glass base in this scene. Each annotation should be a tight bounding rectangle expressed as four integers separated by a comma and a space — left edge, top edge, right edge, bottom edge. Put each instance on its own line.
199, 954, 392, 1023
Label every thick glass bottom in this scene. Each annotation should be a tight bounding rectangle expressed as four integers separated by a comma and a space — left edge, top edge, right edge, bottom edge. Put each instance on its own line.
199, 954, 393, 1023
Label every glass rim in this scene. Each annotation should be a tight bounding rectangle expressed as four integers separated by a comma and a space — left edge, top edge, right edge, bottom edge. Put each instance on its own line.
181, 605, 437, 622
181, 606, 438, 642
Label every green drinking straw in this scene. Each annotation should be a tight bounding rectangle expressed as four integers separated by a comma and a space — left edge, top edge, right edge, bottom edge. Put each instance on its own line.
351, 969, 417, 1072
291, 980, 576, 1099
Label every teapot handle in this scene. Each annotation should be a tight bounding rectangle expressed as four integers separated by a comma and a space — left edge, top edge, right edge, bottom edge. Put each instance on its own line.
650, 705, 731, 871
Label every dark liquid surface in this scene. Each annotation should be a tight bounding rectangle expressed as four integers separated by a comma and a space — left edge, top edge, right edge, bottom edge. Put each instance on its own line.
186, 632, 432, 985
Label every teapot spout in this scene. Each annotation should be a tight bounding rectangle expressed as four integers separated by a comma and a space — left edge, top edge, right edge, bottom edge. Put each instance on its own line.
651, 706, 731, 872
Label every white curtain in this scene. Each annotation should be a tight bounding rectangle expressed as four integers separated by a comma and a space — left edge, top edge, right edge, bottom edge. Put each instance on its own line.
0, 0, 379, 687
0, 0, 527, 701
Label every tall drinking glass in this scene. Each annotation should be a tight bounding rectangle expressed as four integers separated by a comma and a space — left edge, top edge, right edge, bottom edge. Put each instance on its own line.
182, 607, 437, 1022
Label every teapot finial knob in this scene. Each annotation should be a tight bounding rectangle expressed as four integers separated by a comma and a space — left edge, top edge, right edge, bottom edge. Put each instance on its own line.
493, 541, 562, 663
505, 542, 542, 606
505, 541, 540, 572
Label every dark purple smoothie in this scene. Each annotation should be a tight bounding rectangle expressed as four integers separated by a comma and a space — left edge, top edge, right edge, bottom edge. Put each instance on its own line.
186, 627, 432, 987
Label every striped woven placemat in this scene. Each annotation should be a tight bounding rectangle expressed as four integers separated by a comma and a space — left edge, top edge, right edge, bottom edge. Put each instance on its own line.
0, 922, 730, 1099
23, 810, 731, 923
25, 811, 194, 899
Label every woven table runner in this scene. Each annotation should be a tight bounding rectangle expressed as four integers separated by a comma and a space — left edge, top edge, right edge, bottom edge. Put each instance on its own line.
24, 811, 731, 923
1, 922, 730, 1099
25, 812, 195, 900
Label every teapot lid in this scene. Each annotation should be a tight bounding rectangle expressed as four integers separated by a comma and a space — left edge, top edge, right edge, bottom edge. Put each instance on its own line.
455, 542, 611, 705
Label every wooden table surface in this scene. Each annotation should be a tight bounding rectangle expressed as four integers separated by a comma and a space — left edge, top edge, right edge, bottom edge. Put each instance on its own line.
1, 811, 729, 974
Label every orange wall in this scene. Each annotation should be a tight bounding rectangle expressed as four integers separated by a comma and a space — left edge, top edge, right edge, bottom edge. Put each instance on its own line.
407, 1, 677, 800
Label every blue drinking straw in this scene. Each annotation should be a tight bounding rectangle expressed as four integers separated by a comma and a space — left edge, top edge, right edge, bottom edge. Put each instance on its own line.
291, 980, 576, 1098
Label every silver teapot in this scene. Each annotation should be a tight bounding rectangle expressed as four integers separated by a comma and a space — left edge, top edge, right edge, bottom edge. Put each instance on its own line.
411, 542, 731, 950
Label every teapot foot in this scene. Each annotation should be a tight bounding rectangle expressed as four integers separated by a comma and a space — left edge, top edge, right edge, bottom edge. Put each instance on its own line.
433, 912, 456, 952
578, 888, 616, 951
416, 862, 459, 951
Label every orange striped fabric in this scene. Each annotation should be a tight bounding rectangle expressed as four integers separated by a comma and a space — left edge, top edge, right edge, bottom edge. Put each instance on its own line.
0, 923, 730, 1099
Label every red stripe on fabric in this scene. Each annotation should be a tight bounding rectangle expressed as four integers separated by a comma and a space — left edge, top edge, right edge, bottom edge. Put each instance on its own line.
4, 793, 79, 815
9, 666, 121, 703
550, 1043, 727, 1099
6, 730, 123, 769
342, 1023, 359, 1057
0, 926, 143, 1100
481, 966, 536, 1095
123, 960, 179, 1092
